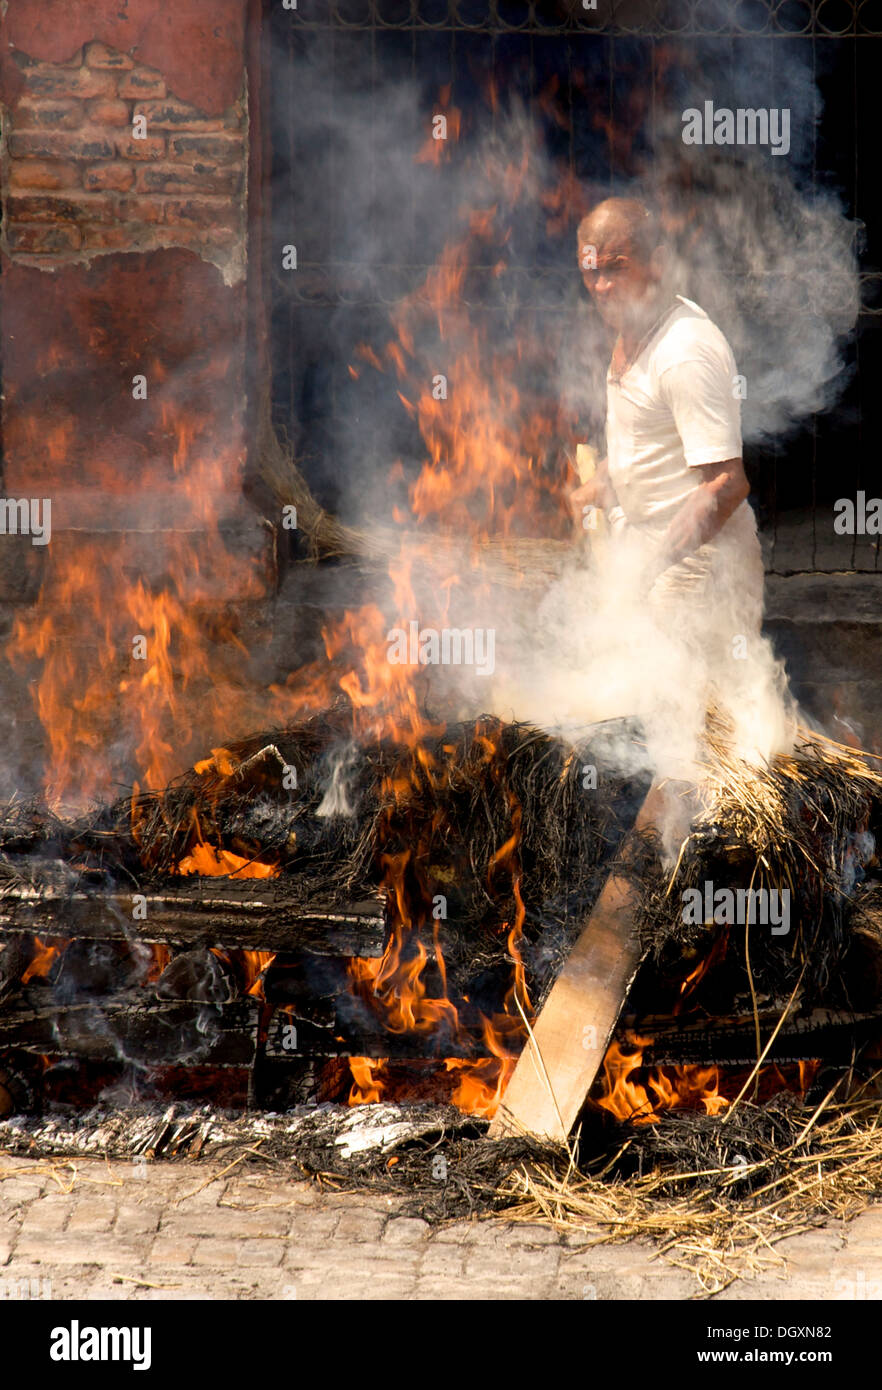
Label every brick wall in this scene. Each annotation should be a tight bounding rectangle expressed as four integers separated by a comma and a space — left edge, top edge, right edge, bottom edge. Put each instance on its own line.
0, 2, 275, 802
2, 41, 247, 282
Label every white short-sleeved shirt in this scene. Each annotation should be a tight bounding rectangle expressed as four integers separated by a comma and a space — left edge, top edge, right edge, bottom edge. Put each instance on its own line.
606, 295, 742, 532
604, 294, 763, 637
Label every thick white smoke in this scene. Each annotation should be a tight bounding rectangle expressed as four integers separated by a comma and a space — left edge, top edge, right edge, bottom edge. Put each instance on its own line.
276, 24, 858, 784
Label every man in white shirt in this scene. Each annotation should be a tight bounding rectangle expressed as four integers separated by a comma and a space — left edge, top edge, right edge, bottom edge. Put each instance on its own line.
571, 196, 765, 672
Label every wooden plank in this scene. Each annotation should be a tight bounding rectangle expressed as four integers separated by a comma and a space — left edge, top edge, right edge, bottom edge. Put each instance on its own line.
0, 879, 386, 957
489, 780, 693, 1143
0, 990, 259, 1067
263, 1006, 485, 1060
624, 1008, 882, 1066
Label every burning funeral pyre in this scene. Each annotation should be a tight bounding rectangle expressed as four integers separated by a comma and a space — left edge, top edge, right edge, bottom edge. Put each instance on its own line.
2, 702, 882, 1291
5, 400, 882, 1296
1, 68, 878, 1296
3, 283, 882, 1293
1, 700, 881, 1114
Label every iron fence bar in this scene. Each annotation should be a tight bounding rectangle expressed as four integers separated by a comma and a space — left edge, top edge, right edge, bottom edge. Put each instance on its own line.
282, 0, 880, 38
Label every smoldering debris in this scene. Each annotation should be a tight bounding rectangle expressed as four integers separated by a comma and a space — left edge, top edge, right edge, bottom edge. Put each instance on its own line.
1, 714, 882, 1012
6, 1086, 882, 1294
0, 1100, 528, 1224
0, 714, 648, 1001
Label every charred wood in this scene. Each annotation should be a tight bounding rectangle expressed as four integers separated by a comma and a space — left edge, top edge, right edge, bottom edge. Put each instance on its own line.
0, 990, 259, 1068
263, 1004, 487, 1060
0, 937, 32, 1005
618, 1006, 882, 1065
0, 880, 385, 957
48, 940, 145, 1001
155, 950, 238, 1004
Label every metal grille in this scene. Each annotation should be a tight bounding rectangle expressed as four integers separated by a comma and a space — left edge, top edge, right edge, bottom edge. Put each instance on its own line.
268, 0, 881, 573
283, 1, 882, 39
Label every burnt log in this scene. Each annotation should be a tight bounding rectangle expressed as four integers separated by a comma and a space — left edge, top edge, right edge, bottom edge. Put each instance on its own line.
0, 1057, 40, 1117
263, 1003, 487, 1060
0, 989, 259, 1069
155, 949, 237, 1004
0, 937, 33, 1005
618, 1006, 882, 1065
0, 878, 385, 957
48, 939, 144, 1001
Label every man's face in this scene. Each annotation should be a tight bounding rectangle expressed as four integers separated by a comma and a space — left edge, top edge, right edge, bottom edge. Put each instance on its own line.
578, 229, 657, 332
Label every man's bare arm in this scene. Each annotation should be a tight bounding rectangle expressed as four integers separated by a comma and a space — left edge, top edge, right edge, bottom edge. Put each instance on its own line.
648, 457, 749, 581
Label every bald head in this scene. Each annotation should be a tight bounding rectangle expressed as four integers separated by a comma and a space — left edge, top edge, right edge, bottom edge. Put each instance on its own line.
577, 198, 666, 332
577, 198, 661, 265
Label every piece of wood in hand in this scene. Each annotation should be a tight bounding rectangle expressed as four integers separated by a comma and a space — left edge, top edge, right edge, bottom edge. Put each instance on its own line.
488, 779, 694, 1144
575, 443, 598, 486
575, 442, 607, 551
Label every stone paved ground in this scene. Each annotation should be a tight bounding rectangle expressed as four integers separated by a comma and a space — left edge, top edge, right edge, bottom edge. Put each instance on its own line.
1, 1151, 880, 1301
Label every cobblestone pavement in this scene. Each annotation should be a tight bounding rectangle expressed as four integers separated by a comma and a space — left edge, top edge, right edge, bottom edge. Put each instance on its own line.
1, 1152, 880, 1301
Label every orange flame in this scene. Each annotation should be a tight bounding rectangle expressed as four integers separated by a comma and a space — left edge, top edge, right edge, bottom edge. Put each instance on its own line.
346, 723, 533, 1116
415, 86, 461, 166
595, 1037, 822, 1125
594, 1034, 730, 1125
348, 1057, 388, 1105
21, 936, 67, 984
10, 89, 581, 1116
144, 944, 172, 983
174, 843, 279, 879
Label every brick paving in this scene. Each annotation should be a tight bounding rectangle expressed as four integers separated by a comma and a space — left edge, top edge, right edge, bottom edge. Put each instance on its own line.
1, 1152, 881, 1300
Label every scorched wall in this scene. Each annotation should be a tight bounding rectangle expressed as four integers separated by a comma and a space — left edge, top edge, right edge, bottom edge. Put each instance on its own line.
0, 0, 274, 802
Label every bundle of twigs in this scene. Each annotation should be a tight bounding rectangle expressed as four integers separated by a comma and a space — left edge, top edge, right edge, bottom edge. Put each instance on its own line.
622, 719, 882, 1004
112, 712, 639, 909
500, 1074, 882, 1296
698, 716, 882, 897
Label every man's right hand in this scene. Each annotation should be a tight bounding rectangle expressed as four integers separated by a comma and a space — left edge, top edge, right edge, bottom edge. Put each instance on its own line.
568, 477, 599, 523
